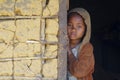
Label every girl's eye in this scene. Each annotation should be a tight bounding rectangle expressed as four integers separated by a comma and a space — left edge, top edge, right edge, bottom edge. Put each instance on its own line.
77, 26, 81, 28
67, 24, 72, 28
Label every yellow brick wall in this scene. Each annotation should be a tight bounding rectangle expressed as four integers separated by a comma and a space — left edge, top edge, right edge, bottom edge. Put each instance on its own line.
0, 0, 59, 80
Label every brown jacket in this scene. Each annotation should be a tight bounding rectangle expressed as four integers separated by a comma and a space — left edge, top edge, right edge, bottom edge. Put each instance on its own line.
68, 43, 94, 80
68, 8, 95, 80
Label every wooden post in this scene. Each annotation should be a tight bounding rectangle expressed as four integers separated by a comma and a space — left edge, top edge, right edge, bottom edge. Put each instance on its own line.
58, 0, 68, 80
67, 0, 69, 10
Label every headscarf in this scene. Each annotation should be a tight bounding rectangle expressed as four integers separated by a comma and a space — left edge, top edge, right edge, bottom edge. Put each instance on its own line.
68, 8, 91, 56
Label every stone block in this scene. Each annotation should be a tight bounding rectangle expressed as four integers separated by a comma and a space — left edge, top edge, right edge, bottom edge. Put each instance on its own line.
0, 44, 13, 58
0, 20, 16, 31
43, 0, 59, 16
14, 59, 42, 77
15, 0, 42, 16
0, 0, 15, 16
0, 61, 12, 76
46, 35, 58, 42
15, 19, 40, 42
0, 29, 14, 43
42, 59, 57, 78
14, 43, 41, 57
45, 19, 58, 35
44, 45, 57, 58
0, 77, 12, 80
0, 43, 8, 52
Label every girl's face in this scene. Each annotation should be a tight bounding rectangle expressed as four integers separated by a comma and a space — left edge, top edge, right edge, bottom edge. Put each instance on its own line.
67, 14, 85, 41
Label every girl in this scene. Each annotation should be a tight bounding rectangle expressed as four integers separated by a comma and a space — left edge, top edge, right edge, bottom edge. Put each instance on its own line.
67, 8, 95, 80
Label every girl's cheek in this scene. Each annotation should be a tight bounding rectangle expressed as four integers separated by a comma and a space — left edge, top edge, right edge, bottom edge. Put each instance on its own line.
68, 30, 71, 36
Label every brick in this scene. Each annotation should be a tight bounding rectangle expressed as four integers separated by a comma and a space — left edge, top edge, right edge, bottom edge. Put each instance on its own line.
45, 19, 58, 35
42, 59, 57, 78
14, 59, 42, 77
46, 35, 58, 42
0, 44, 13, 58
33, 43, 41, 56
0, 29, 14, 43
0, 43, 7, 52
14, 43, 41, 58
0, 77, 12, 80
0, 20, 16, 31
0, 0, 15, 16
14, 77, 36, 80
15, 0, 42, 16
43, 0, 59, 16
42, 7, 50, 17
44, 45, 57, 58
0, 61, 13, 76
15, 19, 40, 42
14, 43, 29, 57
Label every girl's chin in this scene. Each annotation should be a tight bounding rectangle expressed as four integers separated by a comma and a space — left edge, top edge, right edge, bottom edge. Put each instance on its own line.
69, 36, 76, 39
69, 37, 81, 41
70, 37, 77, 40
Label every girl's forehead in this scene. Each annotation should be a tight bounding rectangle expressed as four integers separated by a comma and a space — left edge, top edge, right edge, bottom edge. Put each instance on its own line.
68, 14, 84, 21
68, 13, 84, 20
68, 12, 82, 17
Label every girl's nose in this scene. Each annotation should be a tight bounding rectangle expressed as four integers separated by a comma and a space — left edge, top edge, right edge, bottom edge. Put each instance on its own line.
71, 27, 76, 31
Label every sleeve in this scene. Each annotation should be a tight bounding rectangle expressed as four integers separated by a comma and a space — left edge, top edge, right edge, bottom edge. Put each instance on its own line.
68, 43, 95, 78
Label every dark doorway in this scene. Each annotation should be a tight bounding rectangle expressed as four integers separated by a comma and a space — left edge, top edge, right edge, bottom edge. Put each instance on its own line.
69, 0, 120, 80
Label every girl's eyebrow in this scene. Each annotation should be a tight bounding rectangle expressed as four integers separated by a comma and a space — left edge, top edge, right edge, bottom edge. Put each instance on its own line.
77, 23, 85, 26
77, 23, 83, 24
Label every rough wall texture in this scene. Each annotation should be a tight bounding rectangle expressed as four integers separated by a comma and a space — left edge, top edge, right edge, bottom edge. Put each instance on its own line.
0, 0, 59, 80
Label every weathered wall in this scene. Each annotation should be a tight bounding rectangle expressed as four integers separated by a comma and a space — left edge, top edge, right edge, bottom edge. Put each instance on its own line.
0, 0, 59, 80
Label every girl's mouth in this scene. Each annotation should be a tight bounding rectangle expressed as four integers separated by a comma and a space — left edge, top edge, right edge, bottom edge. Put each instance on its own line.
71, 33, 76, 35
70, 33, 76, 37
